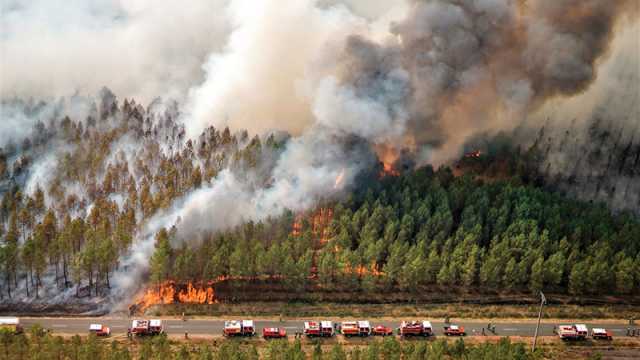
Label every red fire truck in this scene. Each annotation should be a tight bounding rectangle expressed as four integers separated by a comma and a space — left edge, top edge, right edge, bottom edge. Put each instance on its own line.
130, 319, 164, 336
558, 324, 588, 341
443, 324, 466, 336
399, 321, 433, 337
262, 327, 287, 339
591, 328, 613, 340
340, 321, 371, 337
304, 321, 334, 337
223, 320, 255, 337
89, 323, 111, 337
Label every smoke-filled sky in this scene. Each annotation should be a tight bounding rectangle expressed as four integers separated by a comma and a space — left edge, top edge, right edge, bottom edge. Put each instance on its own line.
2, 0, 638, 165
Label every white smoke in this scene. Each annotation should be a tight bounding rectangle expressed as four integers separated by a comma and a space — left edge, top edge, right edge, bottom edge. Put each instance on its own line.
0, 0, 230, 102
184, 0, 407, 139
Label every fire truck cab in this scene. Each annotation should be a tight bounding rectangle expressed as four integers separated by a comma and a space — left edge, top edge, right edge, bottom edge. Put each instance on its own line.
591, 328, 612, 340
341, 321, 371, 337
223, 320, 255, 337
400, 321, 433, 337
304, 321, 334, 337
262, 327, 287, 339
89, 324, 111, 337
443, 324, 466, 336
0, 317, 23, 334
558, 324, 587, 341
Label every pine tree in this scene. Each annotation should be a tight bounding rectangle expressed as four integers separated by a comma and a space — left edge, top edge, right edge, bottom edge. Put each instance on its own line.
529, 256, 544, 293
615, 257, 634, 294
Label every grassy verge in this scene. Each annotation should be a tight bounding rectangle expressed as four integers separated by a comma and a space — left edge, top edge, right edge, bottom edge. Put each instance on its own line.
147, 302, 639, 321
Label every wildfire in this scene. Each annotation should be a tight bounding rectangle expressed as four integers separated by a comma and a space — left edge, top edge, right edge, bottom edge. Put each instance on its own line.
134, 281, 217, 312
291, 214, 304, 237
375, 144, 401, 178
291, 208, 334, 244
381, 162, 400, 177
344, 262, 384, 277
312, 208, 333, 244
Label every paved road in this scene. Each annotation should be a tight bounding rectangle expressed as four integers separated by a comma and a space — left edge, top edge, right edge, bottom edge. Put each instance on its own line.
19, 318, 636, 338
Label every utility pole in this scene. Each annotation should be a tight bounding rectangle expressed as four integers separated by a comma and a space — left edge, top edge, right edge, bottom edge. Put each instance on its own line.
532, 291, 547, 352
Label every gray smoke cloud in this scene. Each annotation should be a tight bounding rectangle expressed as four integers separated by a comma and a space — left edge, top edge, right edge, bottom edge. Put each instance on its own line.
520, 21, 640, 214
331, 0, 638, 165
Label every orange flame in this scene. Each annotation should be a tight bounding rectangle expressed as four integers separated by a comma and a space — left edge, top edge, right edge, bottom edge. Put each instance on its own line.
311, 208, 333, 245
291, 208, 334, 244
381, 162, 400, 177
464, 150, 482, 158
134, 281, 217, 312
375, 144, 401, 178
343, 262, 384, 277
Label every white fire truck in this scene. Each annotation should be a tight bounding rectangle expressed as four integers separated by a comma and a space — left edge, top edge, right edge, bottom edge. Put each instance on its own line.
130, 319, 164, 336
558, 324, 588, 341
340, 321, 371, 337
304, 321, 334, 337
223, 320, 255, 337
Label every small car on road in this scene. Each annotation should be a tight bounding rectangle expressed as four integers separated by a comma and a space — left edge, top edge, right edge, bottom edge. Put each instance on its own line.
262, 327, 287, 339
443, 325, 466, 336
591, 328, 612, 340
372, 325, 394, 336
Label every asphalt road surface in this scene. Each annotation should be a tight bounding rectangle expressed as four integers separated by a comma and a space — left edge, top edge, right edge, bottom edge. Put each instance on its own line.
19, 318, 636, 338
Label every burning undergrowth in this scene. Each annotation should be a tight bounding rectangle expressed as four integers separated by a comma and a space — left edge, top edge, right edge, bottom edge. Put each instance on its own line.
131, 281, 217, 314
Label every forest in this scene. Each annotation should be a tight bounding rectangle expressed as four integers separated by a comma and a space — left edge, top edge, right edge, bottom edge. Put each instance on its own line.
0, 91, 639, 304
153, 165, 640, 298
0, 327, 545, 360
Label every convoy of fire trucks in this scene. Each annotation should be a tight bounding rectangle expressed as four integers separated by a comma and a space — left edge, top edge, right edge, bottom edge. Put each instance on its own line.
1, 316, 623, 341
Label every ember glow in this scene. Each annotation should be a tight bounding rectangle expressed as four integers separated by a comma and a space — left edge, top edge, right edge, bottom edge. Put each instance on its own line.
344, 262, 384, 277
381, 162, 400, 178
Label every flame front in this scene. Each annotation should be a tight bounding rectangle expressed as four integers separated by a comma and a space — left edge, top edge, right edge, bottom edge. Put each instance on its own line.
135, 281, 217, 312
